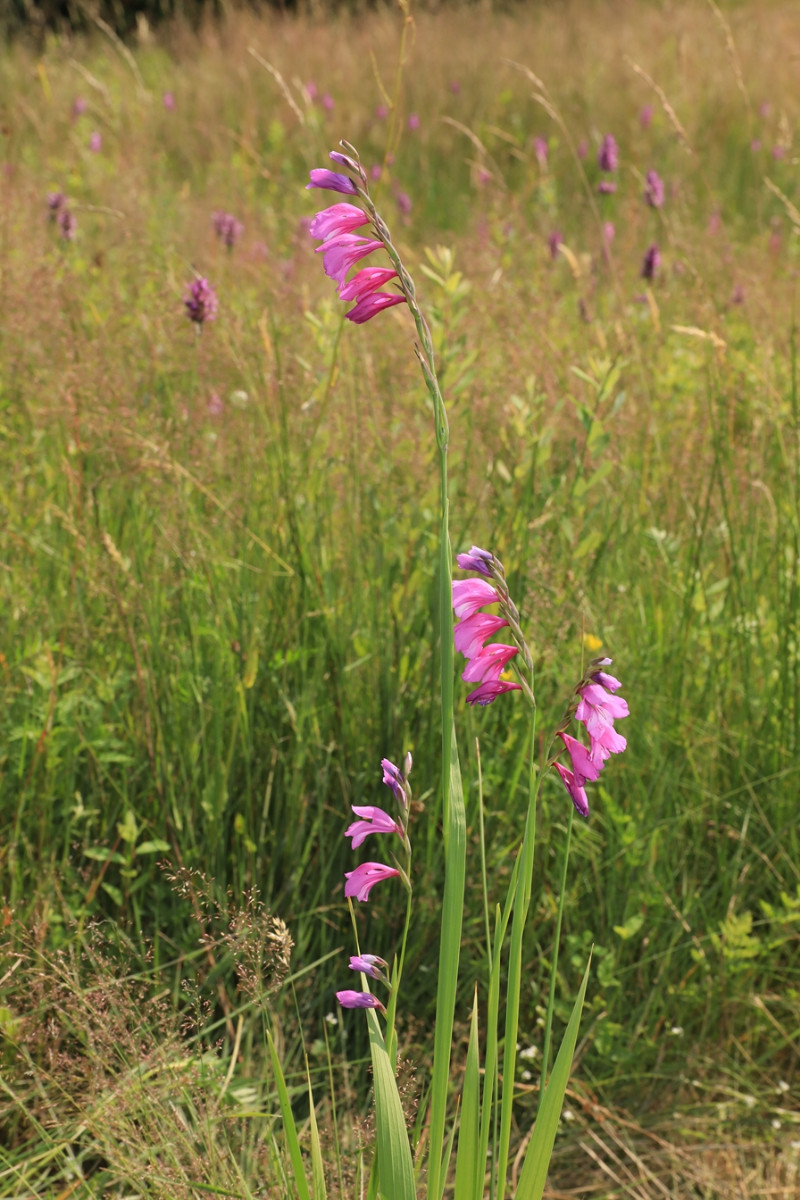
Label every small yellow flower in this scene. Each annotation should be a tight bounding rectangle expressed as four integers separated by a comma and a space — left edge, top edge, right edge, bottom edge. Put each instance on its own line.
583, 633, 603, 653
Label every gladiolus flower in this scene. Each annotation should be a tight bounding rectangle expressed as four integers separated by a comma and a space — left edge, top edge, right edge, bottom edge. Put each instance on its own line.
452, 578, 499, 621
345, 805, 403, 848
306, 168, 358, 195
575, 680, 629, 757
338, 267, 398, 301
344, 861, 401, 902
308, 202, 369, 241
184, 276, 218, 324
456, 546, 493, 576
346, 292, 406, 324
466, 679, 523, 706
336, 990, 385, 1011
315, 234, 385, 286
381, 758, 406, 804
554, 762, 590, 818
461, 643, 518, 684
349, 954, 387, 977
598, 180, 617, 194
641, 243, 661, 281
454, 612, 509, 658
557, 731, 602, 786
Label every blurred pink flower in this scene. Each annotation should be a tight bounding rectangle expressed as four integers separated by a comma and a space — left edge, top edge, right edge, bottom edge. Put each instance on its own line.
449, 79, 461, 94
71, 97, 87, 119
577, 140, 588, 159
306, 81, 318, 101
162, 91, 175, 111
408, 113, 420, 131
89, 131, 102, 153
322, 93, 335, 112
375, 103, 388, 120
640, 104, 654, 129
533, 136, 548, 167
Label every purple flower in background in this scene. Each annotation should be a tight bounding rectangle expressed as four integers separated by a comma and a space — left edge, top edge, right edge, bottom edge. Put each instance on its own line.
644, 169, 665, 208
212, 210, 244, 248
597, 180, 617, 194
349, 954, 387, 977
47, 191, 66, 218
577, 140, 588, 159
370, 164, 382, 181
395, 190, 412, 216
456, 545, 493, 576
773, 145, 786, 161
759, 100, 771, 118
89, 131, 102, 153
71, 97, 87, 119
306, 81, 318, 102
449, 79, 461, 94
308, 202, 368, 241
163, 91, 176, 111
336, 989, 385, 1011
708, 211, 722, 235
344, 861, 401, 902
598, 133, 619, 172
554, 762, 590, 818
466, 679, 523, 707
58, 208, 76, 241
184, 276, 218, 325
640, 104, 654, 129
640, 242, 661, 281
375, 103, 388, 120
603, 221, 615, 244
345, 805, 402, 848
408, 113, 420, 131
533, 136, 548, 167
306, 169, 358, 195
751, 138, 762, 153
548, 230, 564, 259
322, 93, 335, 112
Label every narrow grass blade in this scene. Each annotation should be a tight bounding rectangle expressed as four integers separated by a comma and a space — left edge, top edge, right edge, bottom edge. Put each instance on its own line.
306, 1059, 327, 1200
366, 1007, 416, 1200
453, 988, 482, 1200
515, 953, 592, 1200
266, 1029, 311, 1200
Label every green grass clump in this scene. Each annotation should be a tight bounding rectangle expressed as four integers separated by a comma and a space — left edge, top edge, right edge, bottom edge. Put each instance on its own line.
1, 1, 799, 1194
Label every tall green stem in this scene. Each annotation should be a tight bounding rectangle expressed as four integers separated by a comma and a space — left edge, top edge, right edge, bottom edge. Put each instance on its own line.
539, 807, 575, 1100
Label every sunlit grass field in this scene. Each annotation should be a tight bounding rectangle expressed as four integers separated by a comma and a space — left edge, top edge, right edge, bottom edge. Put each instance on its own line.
1, 1, 799, 1194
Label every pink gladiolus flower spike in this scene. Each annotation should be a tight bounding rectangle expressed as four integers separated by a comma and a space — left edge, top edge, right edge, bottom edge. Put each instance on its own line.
456, 545, 494, 576
346, 293, 406, 324
315, 234, 384, 287
306, 169, 358, 195
338, 267, 398, 301
557, 731, 602, 786
454, 612, 509, 658
575, 681, 629, 754
308, 203, 369, 241
461, 643, 518, 684
344, 861, 401, 902
466, 679, 522, 707
349, 954, 387, 977
345, 805, 403, 848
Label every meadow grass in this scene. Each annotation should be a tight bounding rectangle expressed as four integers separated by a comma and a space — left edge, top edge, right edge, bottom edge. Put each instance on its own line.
1, 1, 800, 1194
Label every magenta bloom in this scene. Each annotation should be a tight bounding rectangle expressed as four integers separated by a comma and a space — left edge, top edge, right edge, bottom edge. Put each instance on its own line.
577, 140, 588, 159
344, 861, 401, 902
71, 97, 87, 118
533, 136, 548, 167
315, 234, 385, 286
603, 221, 616, 244
640, 104, 654, 129
598, 134, 619, 172
308, 202, 369, 241
641, 243, 661, 281
336, 989, 385, 1012
306, 81, 318, 101
554, 762, 590, 818
408, 113, 420, 131
376, 104, 389, 120
466, 679, 523, 707
597, 180, 617, 194
644, 169, 665, 208
548, 230, 564, 259
349, 954, 387, 977
449, 79, 461, 94
89, 131, 102, 153
456, 546, 493, 577
346, 293, 405, 324
380, 758, 406, 804
452, 578, 499, 621
184, 276, 218, 324
306, 169, 358, 195
454, 612, 509, 658
345, 805, 402, 849
557, 731, 602, 786
575, 680, 629, 756
163, 91, 176, 110
322, 93, 335, 112
462, 643, 518, 684
338, 267, 398, 301
47, 191, 66, 217
212, 210, 244, 247
58, 208, 76, 241
395, 190, 412, 216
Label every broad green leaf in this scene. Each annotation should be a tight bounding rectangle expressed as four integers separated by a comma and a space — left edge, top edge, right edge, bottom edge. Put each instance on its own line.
366, 1008, 416, 1200
266, 1029, 311, 1200
515, 953, 592, 1200
453, 989, 482, 1200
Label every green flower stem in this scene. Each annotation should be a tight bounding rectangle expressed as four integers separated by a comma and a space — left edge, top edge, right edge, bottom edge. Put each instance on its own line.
539, 805, 575, 1102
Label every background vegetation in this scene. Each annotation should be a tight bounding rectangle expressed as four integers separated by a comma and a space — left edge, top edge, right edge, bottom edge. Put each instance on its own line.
1, 0, 798, 1194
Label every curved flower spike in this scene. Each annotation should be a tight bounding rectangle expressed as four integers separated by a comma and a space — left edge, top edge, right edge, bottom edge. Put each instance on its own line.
466, 679, 523, 707
306, 168, 358, 194
344, 861, 401, 902
554, 762, 590, 818
456, 546, 494, 576
346, 292, 406, 324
